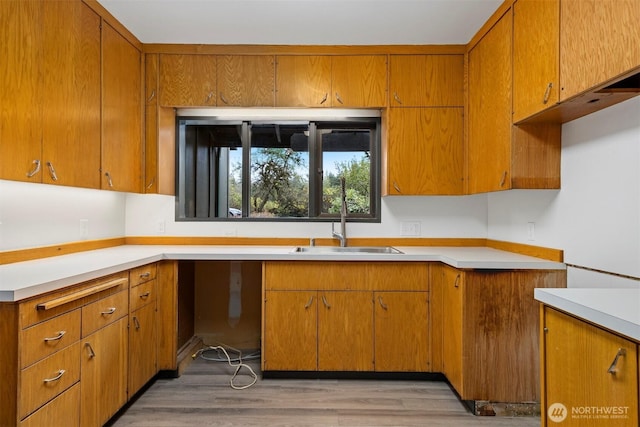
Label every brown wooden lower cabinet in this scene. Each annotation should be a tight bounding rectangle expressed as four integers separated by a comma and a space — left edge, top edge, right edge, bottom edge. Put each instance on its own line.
541, 307, 639, 427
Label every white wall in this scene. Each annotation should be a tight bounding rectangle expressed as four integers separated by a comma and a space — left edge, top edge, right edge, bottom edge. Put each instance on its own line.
0, 180, 126, 251
488, 97, 640, 288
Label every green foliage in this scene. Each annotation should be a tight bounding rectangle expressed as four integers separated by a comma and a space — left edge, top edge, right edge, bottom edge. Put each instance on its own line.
324, 155, 370, 214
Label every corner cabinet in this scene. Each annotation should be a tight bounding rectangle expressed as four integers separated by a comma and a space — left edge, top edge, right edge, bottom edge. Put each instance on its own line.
101, 22, 143, 193
467, 7, 561, 193
262, 262, 428, 373
430, 264, 567, 405
541, 307, 639, 427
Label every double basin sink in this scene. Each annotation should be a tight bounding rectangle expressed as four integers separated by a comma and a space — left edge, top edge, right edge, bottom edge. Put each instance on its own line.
291, 246, 403, 254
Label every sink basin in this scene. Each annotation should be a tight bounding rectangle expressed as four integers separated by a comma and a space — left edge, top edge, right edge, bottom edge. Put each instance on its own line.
292, 246, 403, 254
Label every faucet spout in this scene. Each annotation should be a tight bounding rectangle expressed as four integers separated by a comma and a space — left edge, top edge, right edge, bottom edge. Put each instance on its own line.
332, 176, 347, 247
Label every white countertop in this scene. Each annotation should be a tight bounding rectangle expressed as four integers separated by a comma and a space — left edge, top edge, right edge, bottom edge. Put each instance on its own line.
535, 288, 640, 342
0, 244, 565, 302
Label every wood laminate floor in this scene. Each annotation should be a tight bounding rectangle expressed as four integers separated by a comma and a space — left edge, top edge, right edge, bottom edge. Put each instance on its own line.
109, 356, 540, 427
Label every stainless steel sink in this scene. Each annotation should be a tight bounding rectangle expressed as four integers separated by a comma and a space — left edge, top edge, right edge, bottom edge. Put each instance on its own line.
291, 246, 403, 254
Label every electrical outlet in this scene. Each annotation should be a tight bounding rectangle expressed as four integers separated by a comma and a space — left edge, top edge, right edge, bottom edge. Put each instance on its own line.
79, 219, 89, 240
401, 221, 421, 237
157, 220, 166, 234
527, 222, 535, 241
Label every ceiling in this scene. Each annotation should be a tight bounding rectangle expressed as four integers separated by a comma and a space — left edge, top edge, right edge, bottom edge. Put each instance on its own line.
96, 0, 503, 46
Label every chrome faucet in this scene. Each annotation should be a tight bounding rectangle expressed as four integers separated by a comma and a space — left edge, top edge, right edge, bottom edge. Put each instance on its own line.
331, 176, 347, 247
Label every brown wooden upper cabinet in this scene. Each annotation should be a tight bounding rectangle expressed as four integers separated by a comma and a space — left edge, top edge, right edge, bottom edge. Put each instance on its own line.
389, 55, 464, 107
275, 55, 331, 107
159, 54, 216, 106
101, 22, 143, 193
512, 0, 560, 123
217, 55, 275, 106
560, 0, 640, 102
0, 0, 101, 189
275, 55, 387, 107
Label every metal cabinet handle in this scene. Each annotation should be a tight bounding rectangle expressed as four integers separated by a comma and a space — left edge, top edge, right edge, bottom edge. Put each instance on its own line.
147, 89, 156, 103
46, 161, 58, 181
454, 274, 461, 288
133, 316, 141, 330
146, 178, 155, 190
304, 296, 314, 309
322, 295, 331, 308
43, 369, 66, 383
219, 92, 228, 104
26, 159, 41, 178
85, 342, 96, 358
101, 307, 116, 315
500, 171, 507, 187
543, 82, 553, 105
105, 172, 114, 188
393, 92, 403, 105
319, 93, 328, 105
393, 182, 401, 194
335, 92, 344, 104
378, 296, 388, 310
140, 272, 151, 279
607, 348, 626, 374
204, 91, 214, 104
139, 291, 151, 299
44, 330, 66, 342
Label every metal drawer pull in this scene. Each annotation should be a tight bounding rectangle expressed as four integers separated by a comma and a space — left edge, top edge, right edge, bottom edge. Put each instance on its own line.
26, 159, 41, 177
147, 89, 156, 102
393, 92, 403, 105
85, 342, 96, 358
219, 92, 229, 104
607, 348, 626, 374
322, 296, 331, 308
133, 316, 141, 330
139, 291, 151, 299
46, 161, 58, 181
393, 182, 401, 194
105, 171, 114, 188
500, 171, 507, 187
43, 369, 66, 383
139, 272, 151, 279
454, 274, 461, 288
319, 93, 328, 105
101, 307, 116, 315
335, 92, 344, 104
304, 296, 314, 309
378, 297, 388, 310
44, 330, 66, 342
205, 91, 214, 103
543, 82, 553, 104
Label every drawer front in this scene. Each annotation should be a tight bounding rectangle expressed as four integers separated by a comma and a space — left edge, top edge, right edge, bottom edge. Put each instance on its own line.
20, 341, 81, 420
130, 263, 157, 286
130, 279, 157, 312
368, 263, 428, 291
20, 382, 80, 427
19, 272, 129, 329
21, 309, 81, 369
264, 261, 369, 290
81, 289, 128, 338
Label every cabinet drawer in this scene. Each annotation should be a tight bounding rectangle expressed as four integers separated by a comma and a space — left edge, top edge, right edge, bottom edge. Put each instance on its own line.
130, 263, 157, 286
21, 309, 81, 369
368, 263, 428, 291
19, 272, 129, 329
20, 382, 80, 427
19, 341, 81, 420
264, 262, 369, 290
130, 279, 157, 312
81, 289, 128, 337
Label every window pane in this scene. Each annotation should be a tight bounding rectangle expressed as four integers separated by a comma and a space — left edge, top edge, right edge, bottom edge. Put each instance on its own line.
321, 128, 372, 216
249, 124, 309, 218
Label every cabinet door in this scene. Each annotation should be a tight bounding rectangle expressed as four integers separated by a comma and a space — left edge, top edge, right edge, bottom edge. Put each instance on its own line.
331, 55, 387, 107
101, 22, 143, 193
145, 54, 159, 193
0, 0, 42, 182
318, 291, 373, 371
467, 10, 512, 193
263, 291, 317, 371
389, 55, 464, 107
560, 0, 640, 101
512, 0, 560, 123
20, 383, 80, 427
42, 1, 101, 188
374, 291, 428, 372
129, 302, 157, 395
543, 307, 639, 427
80, 317, 128, 427
217, 55, 275, 106
442, 267, 463, 394
159, 54, 216, 106
275, 55, 331, 107
387, 108, 463, 195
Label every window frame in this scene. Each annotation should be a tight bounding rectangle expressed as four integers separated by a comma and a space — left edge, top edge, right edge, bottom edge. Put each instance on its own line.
175, 111, 381, 223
